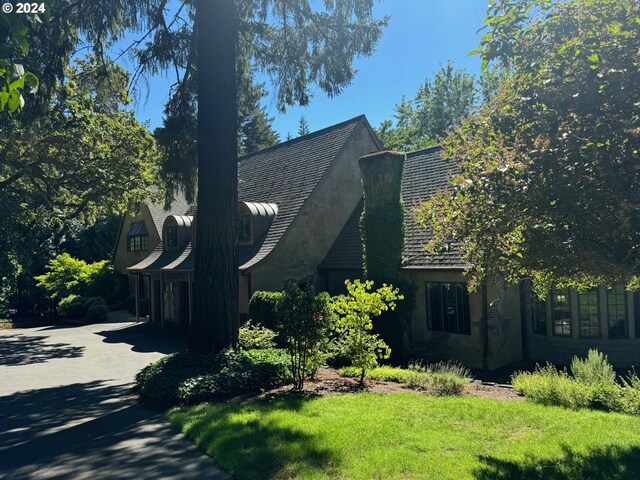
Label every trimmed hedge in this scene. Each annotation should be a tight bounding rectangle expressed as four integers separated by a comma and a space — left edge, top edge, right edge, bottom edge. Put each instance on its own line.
248, 291, 283, 332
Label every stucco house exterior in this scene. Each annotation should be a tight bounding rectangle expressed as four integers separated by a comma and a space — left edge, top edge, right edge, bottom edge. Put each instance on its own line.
114, 115, 640, 370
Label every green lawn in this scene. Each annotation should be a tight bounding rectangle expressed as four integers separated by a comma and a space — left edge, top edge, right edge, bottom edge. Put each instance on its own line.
168, 393, 640, 479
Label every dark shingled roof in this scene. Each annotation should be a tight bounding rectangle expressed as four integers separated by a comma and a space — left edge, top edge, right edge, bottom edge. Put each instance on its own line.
147, 191, 191, 234
319, 199, 364, 270
187, 115, 368, 270
401, 147, 465, 268
129, 242, 194, 272
320, 146, 466, 271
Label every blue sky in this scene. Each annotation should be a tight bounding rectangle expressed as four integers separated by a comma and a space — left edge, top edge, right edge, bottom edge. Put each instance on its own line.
126, 1, 488, 138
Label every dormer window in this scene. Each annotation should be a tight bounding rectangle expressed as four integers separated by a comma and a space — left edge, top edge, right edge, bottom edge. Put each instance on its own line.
127, 221, 148, 252
239, 214, 252, 244
166, 226, 179, 248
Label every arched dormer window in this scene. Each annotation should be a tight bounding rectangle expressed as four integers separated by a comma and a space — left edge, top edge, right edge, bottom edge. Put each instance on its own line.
237, 202, 278, 246
162, 215, 193, 251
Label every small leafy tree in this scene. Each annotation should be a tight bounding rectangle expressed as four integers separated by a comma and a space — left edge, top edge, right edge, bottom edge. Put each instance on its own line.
279, 282, 332, 391
331, 280, 403, 386
34, 253, 114, 300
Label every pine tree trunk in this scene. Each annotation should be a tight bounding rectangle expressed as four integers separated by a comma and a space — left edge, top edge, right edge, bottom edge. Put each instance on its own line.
190, 0, 239, 353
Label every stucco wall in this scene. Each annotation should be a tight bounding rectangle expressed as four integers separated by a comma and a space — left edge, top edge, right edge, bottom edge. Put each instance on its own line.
400, 270, 523, 369
250, 122, 380, 292
524, 286, 640, 367
113, 204, 161, 274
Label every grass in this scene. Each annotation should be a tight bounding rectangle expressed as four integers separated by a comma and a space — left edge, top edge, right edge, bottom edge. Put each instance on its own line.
168, 393, 640, 479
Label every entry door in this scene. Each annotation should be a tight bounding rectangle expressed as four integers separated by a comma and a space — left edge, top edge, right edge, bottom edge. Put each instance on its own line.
163, 282, 181, 324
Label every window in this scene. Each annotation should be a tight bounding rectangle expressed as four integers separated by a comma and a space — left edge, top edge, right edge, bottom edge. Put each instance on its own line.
578, 289, 600, 338
552, 288, 571, 336
126, 221, 148, 251
426, 282, 471, 335
521, 281, 547, 335
239, 214, 252, 243
166, 226, 178, 248
607, 285, 628, 339
127, 235, 148, 252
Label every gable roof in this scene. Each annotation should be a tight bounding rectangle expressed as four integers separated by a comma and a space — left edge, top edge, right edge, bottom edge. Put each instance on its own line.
146, 191, 191, 234
401, 146, 465, 268
320, 146, 466, 271
186, 115, 375, 270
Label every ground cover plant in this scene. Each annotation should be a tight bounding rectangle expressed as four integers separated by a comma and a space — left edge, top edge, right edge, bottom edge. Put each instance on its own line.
168, 393, 640, 480
339, 360, 472, 395
512, 349, 640, 415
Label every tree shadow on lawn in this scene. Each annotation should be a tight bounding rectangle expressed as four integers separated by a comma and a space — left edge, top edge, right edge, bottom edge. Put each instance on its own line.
0, 333, 84, 366
474, 444, 640, 480
171, 395, 341, 479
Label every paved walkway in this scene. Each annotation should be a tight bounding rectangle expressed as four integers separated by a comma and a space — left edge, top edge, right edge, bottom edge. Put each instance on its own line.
0, 312, 229, 479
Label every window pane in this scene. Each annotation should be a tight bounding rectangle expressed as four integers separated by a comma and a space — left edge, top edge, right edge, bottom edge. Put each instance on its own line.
166, 226, 178, 247
578, 289, 600, 338
239, 215, 252, 242
607, 285, 627, 339
521, 281, 547, 335
552, 288, 571, 336
426, 282, 470, 335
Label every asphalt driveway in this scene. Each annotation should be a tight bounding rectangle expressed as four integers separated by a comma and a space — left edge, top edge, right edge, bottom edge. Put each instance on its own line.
0, 313, 229, 479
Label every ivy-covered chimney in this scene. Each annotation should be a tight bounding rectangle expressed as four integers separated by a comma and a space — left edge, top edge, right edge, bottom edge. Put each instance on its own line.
358, 150, 406, 284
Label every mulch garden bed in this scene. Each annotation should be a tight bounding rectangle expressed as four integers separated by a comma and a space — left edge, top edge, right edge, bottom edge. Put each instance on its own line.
262, 367, 524, 402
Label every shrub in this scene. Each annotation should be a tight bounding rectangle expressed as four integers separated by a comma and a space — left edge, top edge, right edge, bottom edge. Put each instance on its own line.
512, 364, 593, 409
135, 352, 215, 410
331, 279, 403, 385
238, 321, 278, 350
571, 349, 616, 386
428, 373, 468, 396
58, 295, 88, 319
177, 349, 292, 404
248, 291, 283, 332
35, 253, 117, 300
85, 299, 109, 323
425, 360, 473, 380
280, 283, 332, 390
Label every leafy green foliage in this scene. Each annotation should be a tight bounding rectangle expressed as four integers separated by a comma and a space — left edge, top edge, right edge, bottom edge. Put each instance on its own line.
280, 283, 333, 390
136, 349, 292, 408
375, 62, 501, 151
85, 299, 109, 323
135, 352, 216, 410
248, 291, 284, 333
512, 364, 594, 409
571, 349, 616, 387
513, 351, 640, 414
57, 295, 88, 319
34, 253, 114, 300
331, 280, 403, 385
238, 320, 278, 350
417, 0, 640, 292
359, 152, 406, 284
1, 57, 159, 224
0, 7, 44, 112
340, 360, 471, 395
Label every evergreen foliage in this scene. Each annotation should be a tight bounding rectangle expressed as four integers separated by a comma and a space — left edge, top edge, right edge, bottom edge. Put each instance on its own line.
279, 283, 332, 390
376, 62, 501, 151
